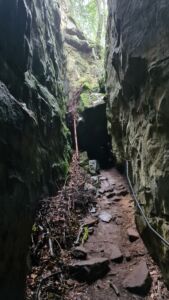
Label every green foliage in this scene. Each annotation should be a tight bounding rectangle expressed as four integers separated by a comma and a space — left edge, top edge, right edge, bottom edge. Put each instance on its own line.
79, 152, 89, 169
69, 0, 107, 47
32, 224, 37, 232
69, 0, 97, 41
81, 92, 90, 106
78, 79, 98, 112
82, 226, 89, 244
78, 92, 90, 113
98, 74, 106, 93
52, 159, 69, 182
79, 76, 98, 90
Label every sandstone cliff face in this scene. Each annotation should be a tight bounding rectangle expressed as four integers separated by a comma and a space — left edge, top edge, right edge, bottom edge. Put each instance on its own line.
0, 0, 69, 298
106, 0, 169, 284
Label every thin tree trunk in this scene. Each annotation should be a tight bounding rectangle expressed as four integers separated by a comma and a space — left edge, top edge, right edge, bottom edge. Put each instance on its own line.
73, 113, 79, 159
102, 0, 107, 36
96, 0, 104, 48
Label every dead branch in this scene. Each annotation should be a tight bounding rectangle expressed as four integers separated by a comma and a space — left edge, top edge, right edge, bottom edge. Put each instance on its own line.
48, 238, 54, 257
73, 113, 79, 159
74, 225, 84, 245
36, 271, 62, 300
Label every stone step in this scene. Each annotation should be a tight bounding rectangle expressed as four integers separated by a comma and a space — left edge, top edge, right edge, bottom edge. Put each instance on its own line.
110, 245, 123, 263
123, 261, 152, 296
68, 257, 109, 282
71, 246, 88, 259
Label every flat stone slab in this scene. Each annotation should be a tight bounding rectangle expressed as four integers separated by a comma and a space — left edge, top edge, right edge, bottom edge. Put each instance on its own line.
99, 176, 107, 181
104, 186, 115, 193
110, 245, 123, 263
115, 189, 129, 197
123, 261, 152, 296
83, 216, 98, 227
69, 257, 109, 282
99, 211, 112, 223
116, 184, 125, 189
71, 246, 88, 259
127, 228, 139, 242
112, 196, 121, 202
106, 191, 116, 198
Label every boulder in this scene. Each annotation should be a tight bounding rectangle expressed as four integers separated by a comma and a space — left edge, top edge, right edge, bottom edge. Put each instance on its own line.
83, 216, 98, 227
123, 261, 152, 295
65, 33, 92, 53
68, 257, 109, 282
65, 25, 86, 40
99, 211, 112, 223
71, 246, 88, 260
89, 160, 100, 175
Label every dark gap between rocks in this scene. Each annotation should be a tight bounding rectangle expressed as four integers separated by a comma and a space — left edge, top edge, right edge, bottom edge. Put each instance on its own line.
67, 100, 115, 169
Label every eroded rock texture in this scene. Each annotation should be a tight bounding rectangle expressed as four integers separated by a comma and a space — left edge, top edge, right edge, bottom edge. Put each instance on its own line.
106, 0, 169, 284
0, 0, 69, 298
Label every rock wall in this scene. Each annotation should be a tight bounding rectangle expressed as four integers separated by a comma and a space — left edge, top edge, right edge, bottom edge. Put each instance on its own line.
106, 0, 169, 285
0, 0, 69, 298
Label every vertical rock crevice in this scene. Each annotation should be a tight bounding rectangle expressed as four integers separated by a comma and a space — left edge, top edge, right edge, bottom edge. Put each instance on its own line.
106, 0, 169, 285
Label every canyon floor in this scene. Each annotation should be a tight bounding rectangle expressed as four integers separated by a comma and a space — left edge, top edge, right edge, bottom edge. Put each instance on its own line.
26, 156, 169, 300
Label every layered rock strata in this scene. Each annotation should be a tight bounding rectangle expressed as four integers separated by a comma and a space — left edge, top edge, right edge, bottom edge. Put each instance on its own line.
106, 0, 169, 284
0, 0, 69, 298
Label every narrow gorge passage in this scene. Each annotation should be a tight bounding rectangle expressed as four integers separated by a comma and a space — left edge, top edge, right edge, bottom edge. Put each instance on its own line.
1, 0, 169, 299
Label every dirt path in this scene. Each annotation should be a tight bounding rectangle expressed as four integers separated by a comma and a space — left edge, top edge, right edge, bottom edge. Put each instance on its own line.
67, 168, 169, 300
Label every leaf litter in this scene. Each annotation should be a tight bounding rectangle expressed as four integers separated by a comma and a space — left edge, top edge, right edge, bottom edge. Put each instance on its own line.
26, 153, 97, 300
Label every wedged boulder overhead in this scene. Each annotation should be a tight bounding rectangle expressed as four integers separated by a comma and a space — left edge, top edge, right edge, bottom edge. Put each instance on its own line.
106, 0, 169, 284
60, 0, 103, 100
0, 0, 69, 298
